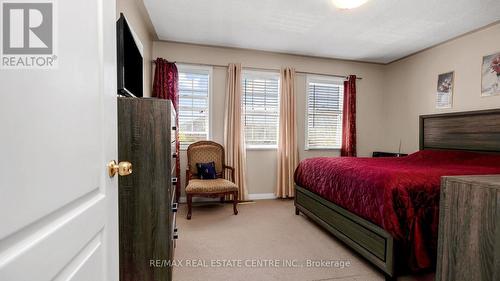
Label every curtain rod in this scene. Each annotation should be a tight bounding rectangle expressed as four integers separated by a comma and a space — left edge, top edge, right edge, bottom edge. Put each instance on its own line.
152, 60, 362, 80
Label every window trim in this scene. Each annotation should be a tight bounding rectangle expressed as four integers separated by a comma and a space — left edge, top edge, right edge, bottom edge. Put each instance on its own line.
246, 145, 278, 151
177, 64, 213, 150
305, 74, 345, 151
241, 70, 280, 150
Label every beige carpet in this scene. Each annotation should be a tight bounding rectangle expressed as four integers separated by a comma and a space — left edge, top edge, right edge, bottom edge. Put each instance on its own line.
174, 200, 434, 281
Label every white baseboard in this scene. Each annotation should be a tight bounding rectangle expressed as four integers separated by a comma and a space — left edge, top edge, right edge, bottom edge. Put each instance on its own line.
179, 193, 277, 203
178, 197, 217, 203
248, 193, 277, 200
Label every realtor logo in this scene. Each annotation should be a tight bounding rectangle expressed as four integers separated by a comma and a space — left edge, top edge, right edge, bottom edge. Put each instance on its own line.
1, 0, 57, 69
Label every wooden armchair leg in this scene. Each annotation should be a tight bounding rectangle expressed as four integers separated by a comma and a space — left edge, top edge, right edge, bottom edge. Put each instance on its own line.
233, 191, 238, 215
187, 194, 193, 220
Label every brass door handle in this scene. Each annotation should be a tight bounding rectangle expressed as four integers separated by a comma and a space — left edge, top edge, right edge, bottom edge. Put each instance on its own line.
108, 160, 133, 177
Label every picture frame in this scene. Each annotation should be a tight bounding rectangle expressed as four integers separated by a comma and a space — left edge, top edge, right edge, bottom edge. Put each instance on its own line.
481, 52, 500, 97
436, 71, 454, 109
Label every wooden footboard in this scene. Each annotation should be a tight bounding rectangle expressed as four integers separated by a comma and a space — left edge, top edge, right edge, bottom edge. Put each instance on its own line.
294, 185, 395, 280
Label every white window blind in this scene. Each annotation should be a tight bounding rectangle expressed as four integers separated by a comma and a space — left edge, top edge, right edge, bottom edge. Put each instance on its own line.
242, 72, 280, 148
306, 76, 344, 149
178, 67, 211, 149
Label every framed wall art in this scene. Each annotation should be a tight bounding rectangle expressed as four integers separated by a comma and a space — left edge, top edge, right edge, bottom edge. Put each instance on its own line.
481, 52, 500, 97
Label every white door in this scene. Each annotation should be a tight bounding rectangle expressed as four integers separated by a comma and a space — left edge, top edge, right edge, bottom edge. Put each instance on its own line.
0, 0, 119, 280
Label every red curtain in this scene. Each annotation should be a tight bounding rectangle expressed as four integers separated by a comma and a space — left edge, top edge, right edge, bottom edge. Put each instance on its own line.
153, 58, 179, 109
341, 75, 356, 157
153, 58, 181, 202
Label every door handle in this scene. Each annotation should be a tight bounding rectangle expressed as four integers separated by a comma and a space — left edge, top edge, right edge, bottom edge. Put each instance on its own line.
107, 160, 133, 177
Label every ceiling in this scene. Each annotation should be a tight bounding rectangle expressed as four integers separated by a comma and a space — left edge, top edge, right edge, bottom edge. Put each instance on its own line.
144, 0, 500, 64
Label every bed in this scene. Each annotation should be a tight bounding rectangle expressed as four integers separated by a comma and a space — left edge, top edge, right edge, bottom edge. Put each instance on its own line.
294, 109, 500, 280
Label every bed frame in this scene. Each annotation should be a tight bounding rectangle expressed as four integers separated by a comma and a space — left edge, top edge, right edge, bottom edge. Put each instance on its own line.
295, 109, 500, 281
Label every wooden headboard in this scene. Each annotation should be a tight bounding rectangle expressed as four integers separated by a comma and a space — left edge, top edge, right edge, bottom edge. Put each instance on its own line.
419, 109, 500, 152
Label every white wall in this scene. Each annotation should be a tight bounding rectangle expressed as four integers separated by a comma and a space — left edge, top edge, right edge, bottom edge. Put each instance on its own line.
381, 23, 500, 153
153, 41, 387, 196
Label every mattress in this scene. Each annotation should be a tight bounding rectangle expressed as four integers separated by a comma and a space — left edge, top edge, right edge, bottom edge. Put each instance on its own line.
294, 150, 500, 271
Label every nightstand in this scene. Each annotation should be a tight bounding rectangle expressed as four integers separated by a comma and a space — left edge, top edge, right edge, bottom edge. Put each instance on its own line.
372, 151, 408, 157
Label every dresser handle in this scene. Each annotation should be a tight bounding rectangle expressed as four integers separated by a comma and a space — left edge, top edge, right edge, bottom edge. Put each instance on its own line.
172, 153, 177, 158
172, 126, 177, 131
172, 178, 177, 184
172, 203, 178, 212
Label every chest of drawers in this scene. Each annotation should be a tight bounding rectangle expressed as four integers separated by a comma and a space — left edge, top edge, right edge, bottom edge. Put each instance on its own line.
118, 98, 177, 281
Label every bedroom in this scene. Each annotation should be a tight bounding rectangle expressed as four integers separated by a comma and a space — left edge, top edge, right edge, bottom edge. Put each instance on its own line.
1, 0, 499, 281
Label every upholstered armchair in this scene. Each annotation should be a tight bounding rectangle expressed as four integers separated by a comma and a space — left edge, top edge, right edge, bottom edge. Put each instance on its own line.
185, 141, 238, 220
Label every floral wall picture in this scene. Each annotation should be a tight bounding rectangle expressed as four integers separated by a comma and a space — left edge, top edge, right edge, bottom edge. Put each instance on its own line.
436, 71, 454, 109
481, 52, 500, 97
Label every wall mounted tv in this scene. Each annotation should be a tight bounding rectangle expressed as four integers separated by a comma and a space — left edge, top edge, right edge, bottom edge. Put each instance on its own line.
117, 13, 143, 97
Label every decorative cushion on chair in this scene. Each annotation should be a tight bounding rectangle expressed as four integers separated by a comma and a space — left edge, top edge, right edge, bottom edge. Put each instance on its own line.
196, 162, 217, 179
186, 179, 238, 194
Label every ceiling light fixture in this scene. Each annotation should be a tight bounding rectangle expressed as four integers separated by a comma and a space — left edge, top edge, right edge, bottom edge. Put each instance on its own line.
332, 0, 370, 9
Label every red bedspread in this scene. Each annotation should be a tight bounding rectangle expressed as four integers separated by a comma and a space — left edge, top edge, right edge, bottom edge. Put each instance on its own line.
294, 150, 500, 272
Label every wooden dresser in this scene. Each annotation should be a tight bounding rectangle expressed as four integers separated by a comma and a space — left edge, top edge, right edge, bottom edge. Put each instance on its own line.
118, 97, 178, 281
436, 175, 500, 281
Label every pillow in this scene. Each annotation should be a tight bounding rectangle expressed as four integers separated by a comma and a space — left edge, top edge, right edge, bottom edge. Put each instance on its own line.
196, 162, 217, 180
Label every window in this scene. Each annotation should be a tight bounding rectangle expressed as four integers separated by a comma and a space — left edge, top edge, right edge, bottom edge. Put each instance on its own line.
242, 71, 280, 148
306, 76, 344, 149
178, 66, 211, 149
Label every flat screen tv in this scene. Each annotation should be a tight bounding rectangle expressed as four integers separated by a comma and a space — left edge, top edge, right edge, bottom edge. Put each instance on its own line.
117, 13, 143, 97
